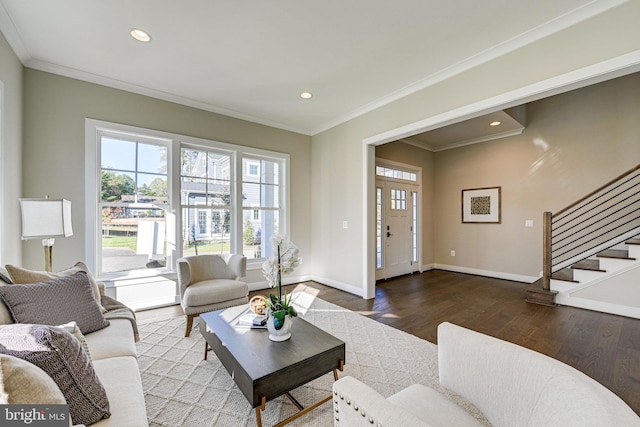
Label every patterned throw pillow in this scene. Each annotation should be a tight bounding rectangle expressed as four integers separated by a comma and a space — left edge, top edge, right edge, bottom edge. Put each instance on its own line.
0, 271, 109, 334
0, 324, 111, 425
5, 262, 107, 313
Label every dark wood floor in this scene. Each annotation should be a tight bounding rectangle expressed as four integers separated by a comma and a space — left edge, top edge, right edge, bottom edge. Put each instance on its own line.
139, 270, 640, 415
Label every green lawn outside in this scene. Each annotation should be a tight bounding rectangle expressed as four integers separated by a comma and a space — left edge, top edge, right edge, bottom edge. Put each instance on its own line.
101, 236, 257, 256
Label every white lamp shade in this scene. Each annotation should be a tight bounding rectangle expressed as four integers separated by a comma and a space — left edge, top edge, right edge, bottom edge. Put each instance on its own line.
20, 198, 73, 240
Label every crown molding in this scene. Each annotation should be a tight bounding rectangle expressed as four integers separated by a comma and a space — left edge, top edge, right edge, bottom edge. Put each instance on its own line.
24, 58, 311, 136
309, 0, 628, 135
400, 128, 525, 152
1, 0, 628, 137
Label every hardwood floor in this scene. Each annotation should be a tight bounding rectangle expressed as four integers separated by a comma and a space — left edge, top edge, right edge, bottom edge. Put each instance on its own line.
137, 270, 640, 415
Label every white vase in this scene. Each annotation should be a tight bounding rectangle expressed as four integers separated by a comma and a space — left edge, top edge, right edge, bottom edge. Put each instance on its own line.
267, 314, 293, 342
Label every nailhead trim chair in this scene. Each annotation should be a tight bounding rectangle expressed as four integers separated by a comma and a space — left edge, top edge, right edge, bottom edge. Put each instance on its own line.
176, 254, 248, 337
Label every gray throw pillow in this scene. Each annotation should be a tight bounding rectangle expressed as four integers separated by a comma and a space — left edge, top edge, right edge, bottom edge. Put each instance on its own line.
0, 271, 109, 334
0, 323, 111, 425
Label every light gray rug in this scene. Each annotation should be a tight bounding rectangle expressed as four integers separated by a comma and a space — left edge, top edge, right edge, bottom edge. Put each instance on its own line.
136, 292, 488, 426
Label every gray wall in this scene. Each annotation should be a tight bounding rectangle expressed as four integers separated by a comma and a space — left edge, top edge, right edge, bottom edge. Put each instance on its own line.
433, 72, 640, 278
0, 31, 23, 266
311, 1, 640, 296
21, 69, 312, 279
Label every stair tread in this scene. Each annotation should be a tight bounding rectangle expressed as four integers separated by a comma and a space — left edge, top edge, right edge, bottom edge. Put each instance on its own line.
571, 259, 604, 272
597, 249, 636, 260
551, 268, 578, 283
626, 238, 640, 246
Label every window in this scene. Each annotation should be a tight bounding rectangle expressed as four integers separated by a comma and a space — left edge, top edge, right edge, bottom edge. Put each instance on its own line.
376, 166, 417, 182
376, 187, 383, 269
412, 191, 418, 262
87, 120, 289, 276
247, 162, 260, 177
242, 157, 281, 260
99, 136, 168, 274
391, 189, 406, 210
181, 147, 232, 256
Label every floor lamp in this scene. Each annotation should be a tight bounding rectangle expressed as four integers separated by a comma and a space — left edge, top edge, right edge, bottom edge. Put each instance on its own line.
20, 197, 73, 272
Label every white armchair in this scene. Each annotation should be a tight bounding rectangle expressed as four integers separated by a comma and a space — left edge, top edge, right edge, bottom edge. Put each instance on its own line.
333, 322, 640, 427
176, 254, 248, 337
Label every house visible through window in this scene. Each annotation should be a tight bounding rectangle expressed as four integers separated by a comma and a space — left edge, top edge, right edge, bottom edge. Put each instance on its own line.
99, 135, 168, 274
88, 120, 289, 276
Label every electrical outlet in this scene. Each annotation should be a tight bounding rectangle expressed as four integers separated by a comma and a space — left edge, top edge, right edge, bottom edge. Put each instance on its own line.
450, 250, 456, 257
525, 220, 534, 228
342, 221, 348, 229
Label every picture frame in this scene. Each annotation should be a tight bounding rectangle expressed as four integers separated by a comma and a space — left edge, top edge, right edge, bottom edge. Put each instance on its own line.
462, 187, 501, 223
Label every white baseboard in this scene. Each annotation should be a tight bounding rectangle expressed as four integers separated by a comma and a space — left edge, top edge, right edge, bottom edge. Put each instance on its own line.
433, 264, 537, 284
555, 295, 640, 319
307, 275, 366, 298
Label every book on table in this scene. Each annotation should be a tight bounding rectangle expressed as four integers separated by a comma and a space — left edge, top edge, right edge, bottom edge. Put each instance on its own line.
236, 312, 267, 329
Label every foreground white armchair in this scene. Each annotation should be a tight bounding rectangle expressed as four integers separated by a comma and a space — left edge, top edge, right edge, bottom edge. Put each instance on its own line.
176, 254, 248, 337
333, 322, 640, 427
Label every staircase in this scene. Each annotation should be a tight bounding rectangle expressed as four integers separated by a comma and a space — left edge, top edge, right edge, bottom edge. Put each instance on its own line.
547, 238, 640, 318
527, 164, 640, 318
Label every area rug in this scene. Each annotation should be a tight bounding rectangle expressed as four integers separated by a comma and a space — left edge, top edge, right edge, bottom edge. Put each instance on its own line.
136, 292, 489, 426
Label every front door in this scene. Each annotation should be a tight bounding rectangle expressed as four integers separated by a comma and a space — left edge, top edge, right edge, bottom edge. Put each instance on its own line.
376, 179, 419, 280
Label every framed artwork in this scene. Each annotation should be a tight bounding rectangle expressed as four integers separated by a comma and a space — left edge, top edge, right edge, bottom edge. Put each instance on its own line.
462, 187, 501, 223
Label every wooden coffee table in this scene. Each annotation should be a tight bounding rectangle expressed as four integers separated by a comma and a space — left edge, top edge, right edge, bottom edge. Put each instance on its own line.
199, 305, 345, 427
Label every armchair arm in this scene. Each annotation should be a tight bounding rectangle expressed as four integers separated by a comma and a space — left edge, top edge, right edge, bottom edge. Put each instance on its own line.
176, 258, 191, 296
332, 376, 431, 427
226, 254, 247, 279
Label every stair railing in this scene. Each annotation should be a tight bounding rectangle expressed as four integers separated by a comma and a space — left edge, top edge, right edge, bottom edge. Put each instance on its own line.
541, 164, 640, 291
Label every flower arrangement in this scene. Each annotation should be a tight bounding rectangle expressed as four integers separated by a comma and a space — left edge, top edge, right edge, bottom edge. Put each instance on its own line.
262, 235, 301, 329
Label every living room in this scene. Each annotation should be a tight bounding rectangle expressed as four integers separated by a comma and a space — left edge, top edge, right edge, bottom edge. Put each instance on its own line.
1, 1, 640, 426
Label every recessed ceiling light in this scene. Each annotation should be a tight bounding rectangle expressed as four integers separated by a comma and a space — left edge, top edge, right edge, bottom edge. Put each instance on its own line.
489, 121, 501, 126
130, 28, 151, 43
300, 92, 313, 99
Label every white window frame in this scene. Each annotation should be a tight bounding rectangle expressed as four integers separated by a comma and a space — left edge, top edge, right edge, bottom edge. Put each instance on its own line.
85, 119, 290, 278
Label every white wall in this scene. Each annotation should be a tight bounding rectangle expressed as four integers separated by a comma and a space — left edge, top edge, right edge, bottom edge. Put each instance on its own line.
0, 30, 22, 266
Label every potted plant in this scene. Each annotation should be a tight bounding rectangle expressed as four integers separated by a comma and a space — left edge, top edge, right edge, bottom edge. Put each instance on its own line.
262, 235, 301, 341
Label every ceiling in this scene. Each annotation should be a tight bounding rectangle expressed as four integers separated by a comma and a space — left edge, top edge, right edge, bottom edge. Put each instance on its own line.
0, 0, 622, 136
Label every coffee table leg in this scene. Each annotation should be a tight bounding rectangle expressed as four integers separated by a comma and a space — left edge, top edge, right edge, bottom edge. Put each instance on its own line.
256, 395, 266, 427
259, 366, 342, 427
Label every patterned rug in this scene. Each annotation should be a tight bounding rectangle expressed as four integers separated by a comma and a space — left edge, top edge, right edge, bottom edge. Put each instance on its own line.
135, 292, 488, 426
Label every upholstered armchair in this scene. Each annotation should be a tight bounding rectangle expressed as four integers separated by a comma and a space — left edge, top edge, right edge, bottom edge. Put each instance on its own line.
176, 254, 249, 337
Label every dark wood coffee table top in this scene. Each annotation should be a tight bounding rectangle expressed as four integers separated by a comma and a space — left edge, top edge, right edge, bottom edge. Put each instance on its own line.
200, 305, 345, 408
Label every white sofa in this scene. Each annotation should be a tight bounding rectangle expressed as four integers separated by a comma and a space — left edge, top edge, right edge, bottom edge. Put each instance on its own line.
333, 322, 640, 427
0, 278, 148, 427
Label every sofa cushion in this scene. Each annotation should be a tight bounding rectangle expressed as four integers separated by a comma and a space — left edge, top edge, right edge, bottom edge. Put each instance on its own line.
182, 279, 248, 307
0, 353, 67, 405
0, 271, 109, 334
84, 319, 136, 361
388, 384, 484, 427
6, 262, 106, 313
91, 357, 148, 427
0, 323, 110, 425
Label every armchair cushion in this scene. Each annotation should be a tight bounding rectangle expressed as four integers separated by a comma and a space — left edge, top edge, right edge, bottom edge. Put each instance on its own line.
182, 279, 248, 307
